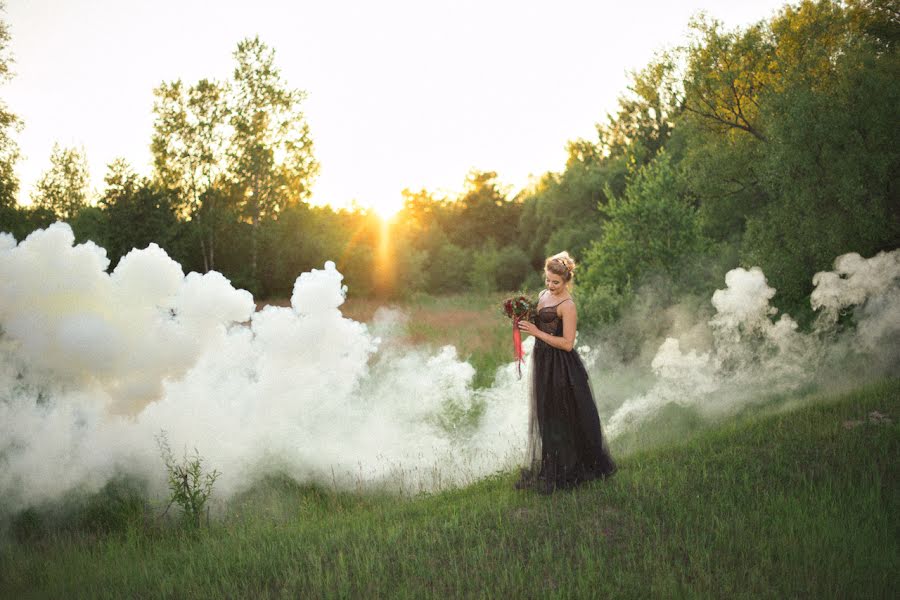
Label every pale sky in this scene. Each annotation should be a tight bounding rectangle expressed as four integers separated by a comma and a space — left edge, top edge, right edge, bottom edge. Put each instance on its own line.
4, 0, 788, 215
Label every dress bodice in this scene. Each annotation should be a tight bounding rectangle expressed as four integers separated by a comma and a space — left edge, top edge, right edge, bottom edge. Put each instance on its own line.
535, 306, 564, 335
534, 293, 571, 336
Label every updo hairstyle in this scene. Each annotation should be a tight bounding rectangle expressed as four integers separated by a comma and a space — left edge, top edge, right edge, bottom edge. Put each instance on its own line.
544, 251, 576, 284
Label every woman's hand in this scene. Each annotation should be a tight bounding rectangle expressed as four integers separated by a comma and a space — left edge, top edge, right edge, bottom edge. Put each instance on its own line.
517, 320, 539, 336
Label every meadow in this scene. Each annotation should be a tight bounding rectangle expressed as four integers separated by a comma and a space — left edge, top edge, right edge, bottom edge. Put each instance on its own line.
1, 294, 897, 599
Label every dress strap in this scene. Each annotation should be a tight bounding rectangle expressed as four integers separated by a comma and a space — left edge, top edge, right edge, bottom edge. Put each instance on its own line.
539, 298, 572, 310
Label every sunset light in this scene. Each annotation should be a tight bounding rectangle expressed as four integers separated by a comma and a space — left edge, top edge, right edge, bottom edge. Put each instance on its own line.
2, 1, 897, 595
371, 198, 403, 222
3, 0, 788, 215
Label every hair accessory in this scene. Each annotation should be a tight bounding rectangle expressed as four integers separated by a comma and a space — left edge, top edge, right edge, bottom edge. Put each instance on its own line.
556, 257, 573, 272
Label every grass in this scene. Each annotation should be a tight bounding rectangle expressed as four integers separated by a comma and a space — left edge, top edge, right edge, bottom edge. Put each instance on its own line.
2, 378, 897, 598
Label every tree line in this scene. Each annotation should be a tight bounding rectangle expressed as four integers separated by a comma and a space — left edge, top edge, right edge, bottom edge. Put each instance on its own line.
1, 0, 897, 330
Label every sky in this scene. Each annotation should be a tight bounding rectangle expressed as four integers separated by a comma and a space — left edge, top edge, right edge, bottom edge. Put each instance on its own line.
3, 0, 789, 216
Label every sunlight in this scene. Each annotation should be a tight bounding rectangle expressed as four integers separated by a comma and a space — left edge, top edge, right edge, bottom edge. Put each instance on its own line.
374, 216, 393, 297
371, 197, 403, 222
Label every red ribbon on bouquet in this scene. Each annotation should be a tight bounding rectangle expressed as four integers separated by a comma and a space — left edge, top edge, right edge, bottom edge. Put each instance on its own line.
512, 317, 525, 379
502, 295, 534, 380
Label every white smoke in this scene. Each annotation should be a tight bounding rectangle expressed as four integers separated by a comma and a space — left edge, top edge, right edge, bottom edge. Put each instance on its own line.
0, 224, 255, 413
1, 223, 897, 510
604, 251, 900, 437
811, 250, 900, 359
0, 223, 529, 510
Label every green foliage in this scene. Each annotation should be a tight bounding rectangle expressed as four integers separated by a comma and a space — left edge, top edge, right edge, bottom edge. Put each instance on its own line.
229, 37, 319, 220
662, 0, 900, 318
468, 243, 531, 293
68, 206, 106, 247
155, 431, 220, 529
257, 202, 326, 297
73, 478, 149, 535
208, 219, 256, 292
98, 160, 182, 269
151, 79, 228, 207
151, 78, 230, 272
395, 175, 529, 295
441, 170, 521, 250
597, 53, 682, 165
743, 33, 900, 309
518, 142, 622, 269
422, 230, 471, 294
30, 143, 91, 220
580, 152, 709, 324
575, 282, 631, 329
0, 3, 20, 210
430, 396, 486, 440
0, 204, 55, 241
147, 36, 319, 283
4, 477, 150, 546
9, 507, 44, 544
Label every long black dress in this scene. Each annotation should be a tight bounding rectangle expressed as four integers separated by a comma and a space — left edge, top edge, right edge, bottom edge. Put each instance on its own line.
517, 298, 617, 492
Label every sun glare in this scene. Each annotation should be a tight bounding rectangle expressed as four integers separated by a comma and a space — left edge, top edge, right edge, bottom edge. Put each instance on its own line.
372, 198, 403, 222
373, 215, 393, 297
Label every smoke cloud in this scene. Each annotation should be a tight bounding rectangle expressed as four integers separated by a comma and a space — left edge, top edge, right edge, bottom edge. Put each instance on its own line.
0, 224, 528, 510
0, 223, 897, 511
602, 252, 900, 437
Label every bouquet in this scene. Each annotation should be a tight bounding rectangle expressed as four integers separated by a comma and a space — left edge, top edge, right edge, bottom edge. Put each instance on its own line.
501, 295, 536, 378
502, 295, 535, 321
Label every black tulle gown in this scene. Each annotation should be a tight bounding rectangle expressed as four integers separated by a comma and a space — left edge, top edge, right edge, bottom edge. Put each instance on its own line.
517, 299, 617, 493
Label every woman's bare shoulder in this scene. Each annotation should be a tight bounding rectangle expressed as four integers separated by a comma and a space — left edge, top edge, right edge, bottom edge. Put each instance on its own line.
558, 297, 577, 314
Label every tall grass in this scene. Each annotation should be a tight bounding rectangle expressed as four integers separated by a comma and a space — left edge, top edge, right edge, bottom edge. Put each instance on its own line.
2, 379, 897, 598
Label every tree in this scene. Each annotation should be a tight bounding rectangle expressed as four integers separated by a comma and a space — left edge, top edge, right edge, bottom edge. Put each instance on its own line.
597, 53, 683, 166
99, 159, 181, 268
441, 170, 520, 249
742, 7, 900, 309
227, 36, 319, 283
0, 1, 20, 209
677, 0, 900, 313
681, 14, 775, 143
31, 143, 91, 220
152, 78, 230, 271
517, 140, 624, 270
515, 55, 683, 274
580, 152, 709, 322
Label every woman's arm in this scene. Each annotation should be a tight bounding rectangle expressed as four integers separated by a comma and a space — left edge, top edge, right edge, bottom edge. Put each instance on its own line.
518, 302, 577, 352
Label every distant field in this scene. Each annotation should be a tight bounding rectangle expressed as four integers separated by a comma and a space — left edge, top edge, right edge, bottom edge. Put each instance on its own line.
2, 379, 897, 598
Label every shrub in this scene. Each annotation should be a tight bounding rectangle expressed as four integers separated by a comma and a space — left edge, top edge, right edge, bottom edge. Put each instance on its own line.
156, 431, 220, 528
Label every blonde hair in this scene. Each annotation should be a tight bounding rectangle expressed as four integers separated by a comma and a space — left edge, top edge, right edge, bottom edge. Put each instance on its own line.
544, 251, 576, 285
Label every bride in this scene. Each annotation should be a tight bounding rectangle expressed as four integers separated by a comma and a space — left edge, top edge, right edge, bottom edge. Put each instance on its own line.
515, 251, 617, 493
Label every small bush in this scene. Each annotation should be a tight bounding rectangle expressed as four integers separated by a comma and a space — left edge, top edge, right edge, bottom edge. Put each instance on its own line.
156, 431, 220, 528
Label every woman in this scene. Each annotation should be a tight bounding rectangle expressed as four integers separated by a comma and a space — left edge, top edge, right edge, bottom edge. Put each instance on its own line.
515, 252, 617, 493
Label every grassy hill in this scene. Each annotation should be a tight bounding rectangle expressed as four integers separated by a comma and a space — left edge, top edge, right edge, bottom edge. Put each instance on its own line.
2, 379, 897, 599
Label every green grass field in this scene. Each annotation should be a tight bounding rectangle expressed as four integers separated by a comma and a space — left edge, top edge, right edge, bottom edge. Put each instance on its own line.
2, 378, 897, 599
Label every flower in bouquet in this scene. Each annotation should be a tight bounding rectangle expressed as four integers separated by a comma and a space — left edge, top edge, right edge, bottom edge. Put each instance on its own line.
501, 295, 535, 321
501, 294, 536, 378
